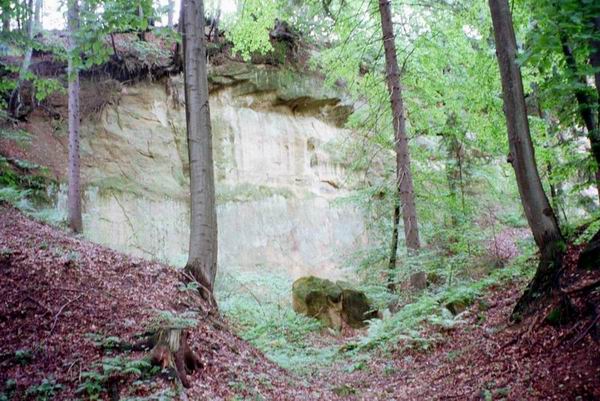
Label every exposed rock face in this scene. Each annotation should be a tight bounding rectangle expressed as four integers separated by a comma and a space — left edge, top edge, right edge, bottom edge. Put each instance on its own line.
291, 276, 376, 330
59, 63, 366, 279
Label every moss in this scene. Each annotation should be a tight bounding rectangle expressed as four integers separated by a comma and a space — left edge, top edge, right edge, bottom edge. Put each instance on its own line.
216, 184, 293, 204
332, 384, 357, 397
209, 62, 345, 105
90, 176, 149, 198
445, 300, 470, 316
292, 276, 375, 330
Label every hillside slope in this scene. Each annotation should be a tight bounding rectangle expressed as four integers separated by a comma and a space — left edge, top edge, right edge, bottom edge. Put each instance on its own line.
1, 206, 599, 400
0, 206, 331, 400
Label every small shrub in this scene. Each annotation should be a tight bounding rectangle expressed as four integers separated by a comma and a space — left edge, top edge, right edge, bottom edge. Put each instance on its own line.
14, 349, 33, 365
25, 376, 63, 401
0, 187, 33, 211
77, 357, 158, 400
0, 379, 17, 401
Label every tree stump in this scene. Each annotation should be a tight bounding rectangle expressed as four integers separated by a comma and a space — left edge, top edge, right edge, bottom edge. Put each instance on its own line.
150, 329, 202, 388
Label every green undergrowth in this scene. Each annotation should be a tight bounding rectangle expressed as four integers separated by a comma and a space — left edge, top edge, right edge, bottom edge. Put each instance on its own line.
355, 251, 536, 352
216, 268, 342, 373
216, 247, 537, 376
0, 155, 66, 226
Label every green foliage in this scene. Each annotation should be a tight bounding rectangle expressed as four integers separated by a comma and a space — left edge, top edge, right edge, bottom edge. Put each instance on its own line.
29, 208, 67, 227
356, 253, 536, 352
572, 211, 600, 245
85, 332, 125, 350
177, 281, 199, 292
0, 127, 31, 144
25, 376, 63, 401
217, 268, 337, 372
0, 379, 17, 401
78, 356, 158, 400
225, 0, 279, 61
0, 187, 32, 210
14, 348, 33, 365
0, 156, 54, 212
32, 77, 64, 102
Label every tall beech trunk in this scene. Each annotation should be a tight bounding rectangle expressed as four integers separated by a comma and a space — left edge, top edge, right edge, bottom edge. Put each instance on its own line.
182, 0, 218, 300
560, 34, 600, 198
34, 0, 41, 30
489, 0, 564, 319
378, 0, 420, 263
2, 6, 9, 32
167, 0, 174, 28
67, 0, 82, 233
589, 15, 600, 199
387, 201, 400, 291
8, 0, 37, 118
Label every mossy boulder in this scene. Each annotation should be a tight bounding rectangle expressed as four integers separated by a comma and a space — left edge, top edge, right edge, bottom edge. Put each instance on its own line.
292, 276, 376, 330
445, 299, 471, 316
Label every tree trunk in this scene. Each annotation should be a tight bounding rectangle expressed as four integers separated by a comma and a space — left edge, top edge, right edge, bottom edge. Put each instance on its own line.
378, 0, 420, 253
34, 0, 41, 30
208, 8, 220, 41
150, 329, 202, 388
589, 15, 600, 199
168, 0, 174, 28
387, 200, 400, 291
182, 0, 218, 300
137, 4, 146, 41
560, 33, 600, 198
8, 0, 35, 119
2, 5, 9, 32
489, 0, 564, 319
67, 0, 82, 233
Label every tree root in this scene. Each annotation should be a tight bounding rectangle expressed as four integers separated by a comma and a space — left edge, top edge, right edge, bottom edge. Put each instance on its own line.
511, 245, 564, 322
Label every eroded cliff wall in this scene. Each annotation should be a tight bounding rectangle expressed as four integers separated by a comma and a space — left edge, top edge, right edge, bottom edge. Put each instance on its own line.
58, 63, 366, 279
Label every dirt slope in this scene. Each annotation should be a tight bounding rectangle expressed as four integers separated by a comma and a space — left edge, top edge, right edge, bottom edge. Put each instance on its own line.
0, 206, 330, 400
1, 206, 599, 400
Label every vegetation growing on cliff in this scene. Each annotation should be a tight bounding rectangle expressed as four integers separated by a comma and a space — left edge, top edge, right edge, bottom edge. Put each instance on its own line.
1, 0, 599, 399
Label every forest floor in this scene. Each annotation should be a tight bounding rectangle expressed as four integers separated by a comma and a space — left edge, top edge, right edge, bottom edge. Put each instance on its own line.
1, 205, 599, 400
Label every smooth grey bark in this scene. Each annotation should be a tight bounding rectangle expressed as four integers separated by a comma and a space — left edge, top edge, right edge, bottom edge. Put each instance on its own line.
589, 15, 600, 199
182, 0, 218, 299
2, 5, 9, 32
8, 0, 39, 118
67, 0, 82, 233
168, 0, 174, 28
387, 201, 400, 291
489, 0, 564, 318
560, 34, 600, 198
34, 0, 41, 30
378, 0, 421, 256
